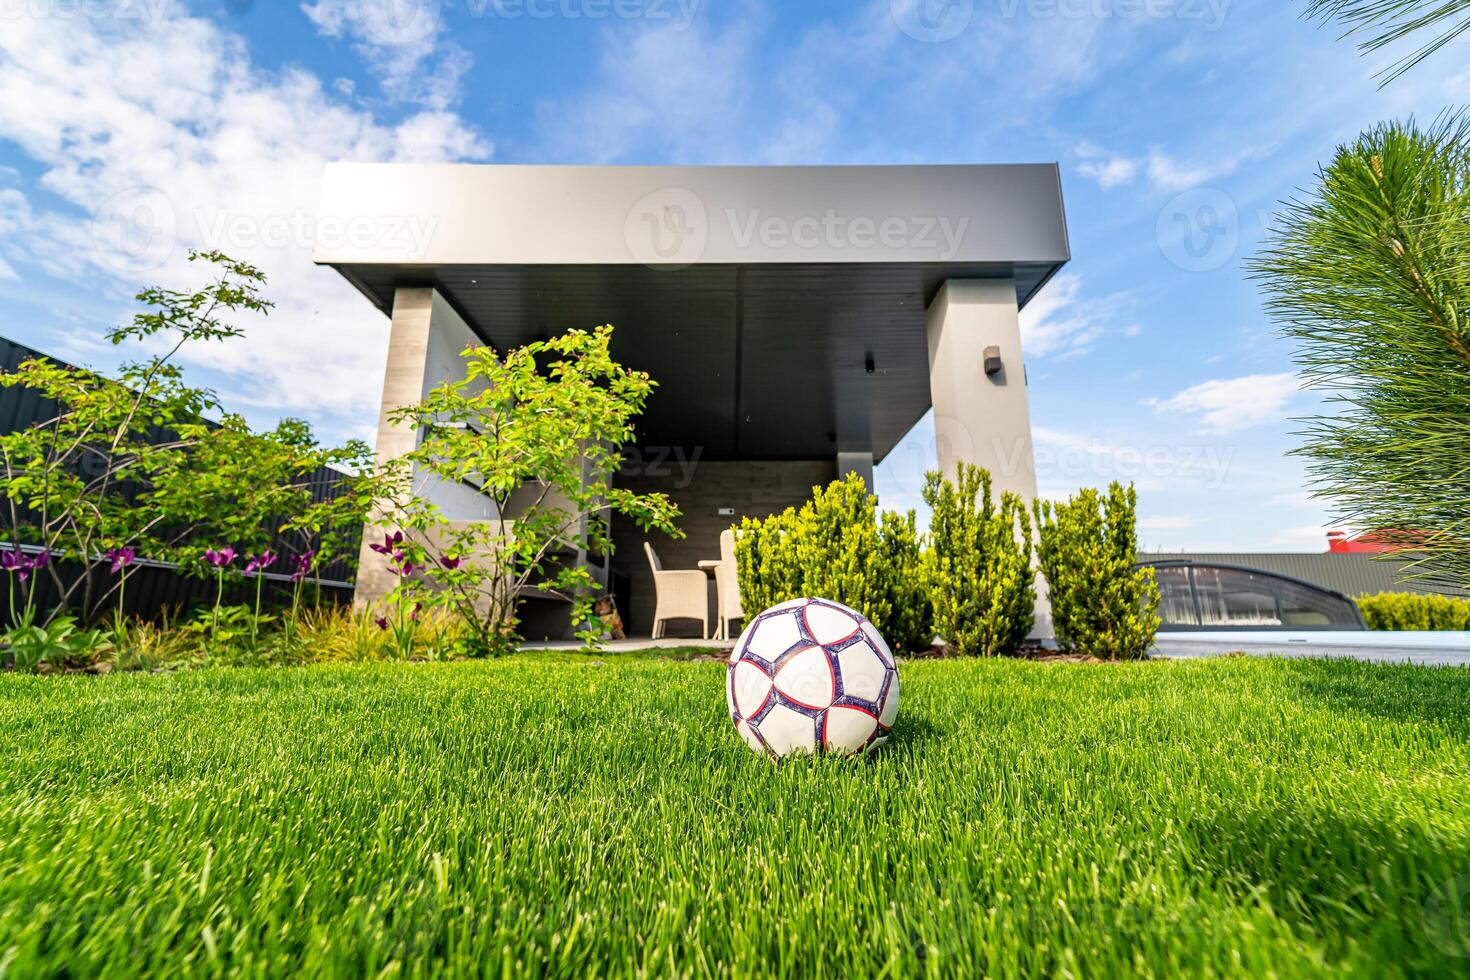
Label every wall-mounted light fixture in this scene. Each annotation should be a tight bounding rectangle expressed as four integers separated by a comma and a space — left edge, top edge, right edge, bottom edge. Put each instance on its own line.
983, 345, 1003, 376
864, 353, 876, 375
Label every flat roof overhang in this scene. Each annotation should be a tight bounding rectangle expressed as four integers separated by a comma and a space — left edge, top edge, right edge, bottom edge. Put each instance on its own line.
315, 163, 1069, 463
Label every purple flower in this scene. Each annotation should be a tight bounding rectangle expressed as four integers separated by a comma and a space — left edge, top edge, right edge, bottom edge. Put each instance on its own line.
204, 547, 236, 569
374, 615, 389, 631
410, 602, 423, 622
30, 550, 49, 570
244, 550, 278, 575
438, 555, 462, 571
388, 551, 418, 578
289, 551, 315, 583
368, 531, 404, 557
104, 547, 136, 574
1, 550, 17, 572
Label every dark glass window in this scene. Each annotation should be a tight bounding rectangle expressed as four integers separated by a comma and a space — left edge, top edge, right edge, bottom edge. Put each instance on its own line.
1154, 565, 1198, 625
1191, 567, 1282, 627
1145, 563, 1363, 630
1276, 578, 1360, 627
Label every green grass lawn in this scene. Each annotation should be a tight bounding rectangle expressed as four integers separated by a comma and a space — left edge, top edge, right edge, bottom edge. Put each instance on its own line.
2, 654, 1469, 977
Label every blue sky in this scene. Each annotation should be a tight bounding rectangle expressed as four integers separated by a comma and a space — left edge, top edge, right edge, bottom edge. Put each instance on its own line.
0, 0, 1465, 550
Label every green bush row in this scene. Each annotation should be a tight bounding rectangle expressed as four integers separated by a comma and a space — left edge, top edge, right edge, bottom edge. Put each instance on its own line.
735, 466, 1161, 659
1357, 591, 1470, 630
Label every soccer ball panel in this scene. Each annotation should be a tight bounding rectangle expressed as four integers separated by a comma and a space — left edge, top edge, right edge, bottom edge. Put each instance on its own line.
773, 646, 835, 709
731, 661, 773, 719
836, 641, 888, 704
804, 602, 861, 645
735, 719, 767, 755
823, 705, 878, 755
861, 621, 895, 666
743, 610, 803, 662
757, 703, 817, 756
878, 677, 900, 728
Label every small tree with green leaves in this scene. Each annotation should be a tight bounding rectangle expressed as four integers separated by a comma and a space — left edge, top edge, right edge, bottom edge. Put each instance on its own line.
1033, 482, 1160, 661
369, 326, 681, 656
922, 463, 1035, 657
0, 251, 371, 627
1251, 117, 1470, 588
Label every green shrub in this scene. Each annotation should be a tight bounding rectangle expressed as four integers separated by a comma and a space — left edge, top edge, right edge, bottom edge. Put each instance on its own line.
734, 474, 932, 653
922, 463, 1035, 657
1033, 482, 1160, 661
1357, 591, 1470, 630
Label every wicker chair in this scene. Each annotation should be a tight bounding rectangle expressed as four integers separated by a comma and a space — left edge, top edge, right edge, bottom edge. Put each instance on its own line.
644, 542, 709, 640
714, 528, 745, 640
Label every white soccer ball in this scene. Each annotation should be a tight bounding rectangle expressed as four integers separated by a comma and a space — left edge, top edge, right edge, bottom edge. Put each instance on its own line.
726, 597, 899, 757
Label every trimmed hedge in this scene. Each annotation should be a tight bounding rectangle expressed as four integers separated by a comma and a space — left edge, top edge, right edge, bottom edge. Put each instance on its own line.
922, 463, 1035, 657
734, 474, 932, 654
1357, 592, 1470, 630
1034, 482, 1161, 661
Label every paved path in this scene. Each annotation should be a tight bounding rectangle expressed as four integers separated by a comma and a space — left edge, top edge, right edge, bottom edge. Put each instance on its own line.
1153, 631, 1470, 668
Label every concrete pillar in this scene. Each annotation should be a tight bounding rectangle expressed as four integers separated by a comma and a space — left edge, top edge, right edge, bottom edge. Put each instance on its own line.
355, 287, 496, 608
836, 451, 874, 491
926, 278, 1051, 639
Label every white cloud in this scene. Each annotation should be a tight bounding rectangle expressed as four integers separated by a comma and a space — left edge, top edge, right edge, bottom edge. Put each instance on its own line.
0, 9, 492, 442
1019, 273, 1128, 359
1075, 143, 1139, 189
1145, 373, 1301, 433
1145, 146, 1273, 192
302, 0, 470, 110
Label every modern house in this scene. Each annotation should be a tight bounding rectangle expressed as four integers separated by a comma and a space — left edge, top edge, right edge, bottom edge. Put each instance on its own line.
315, 164, 1070, 638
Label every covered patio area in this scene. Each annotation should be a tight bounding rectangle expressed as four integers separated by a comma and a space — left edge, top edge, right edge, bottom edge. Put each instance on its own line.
315, 163, 1070, 639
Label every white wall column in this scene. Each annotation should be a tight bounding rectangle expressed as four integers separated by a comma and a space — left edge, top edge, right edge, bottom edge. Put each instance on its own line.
355, 287, 496, 608
926, 278, 1052, 639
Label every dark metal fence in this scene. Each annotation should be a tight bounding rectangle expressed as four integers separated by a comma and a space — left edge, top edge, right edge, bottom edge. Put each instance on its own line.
0, 335, 358, 624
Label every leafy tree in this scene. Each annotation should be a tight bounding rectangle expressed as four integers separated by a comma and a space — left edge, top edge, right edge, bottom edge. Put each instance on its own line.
1033, 482, 1160, 661
1305, 0, 1470, 85
922, 463, 1035, 657
1251, 117, 1470, 586
0, 251, 373, 626
369, 326, 682, 656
